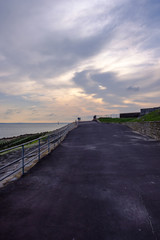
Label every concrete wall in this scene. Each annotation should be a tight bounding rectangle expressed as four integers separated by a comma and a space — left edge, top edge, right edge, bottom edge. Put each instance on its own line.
140, 107, 160, 116
120, 112, 140, 118
122, 121, 160, 141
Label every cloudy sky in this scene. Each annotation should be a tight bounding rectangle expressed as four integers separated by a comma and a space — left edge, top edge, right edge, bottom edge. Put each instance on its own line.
0, 0, 160, 122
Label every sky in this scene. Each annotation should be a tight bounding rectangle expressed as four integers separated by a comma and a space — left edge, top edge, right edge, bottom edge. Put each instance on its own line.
0, 0, 160, 122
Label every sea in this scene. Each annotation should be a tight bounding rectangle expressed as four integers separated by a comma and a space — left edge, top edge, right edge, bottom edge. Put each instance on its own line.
0, 123, 68, 139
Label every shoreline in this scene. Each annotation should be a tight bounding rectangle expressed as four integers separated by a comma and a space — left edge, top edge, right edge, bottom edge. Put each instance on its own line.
0, 131, 52, 151
0, 131, 49, 141
0, 122, 68, 140
0, 123, 70, 151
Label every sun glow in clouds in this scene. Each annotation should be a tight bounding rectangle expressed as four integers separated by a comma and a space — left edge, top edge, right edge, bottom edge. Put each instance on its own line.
99, 85, 107, 90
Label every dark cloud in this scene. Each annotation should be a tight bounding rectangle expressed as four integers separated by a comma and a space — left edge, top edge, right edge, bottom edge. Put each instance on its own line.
72, 69, 160, 111
0, 0, 159, 82
47, 113, 56, 117
5, 109, 14, 115
29, 25, 115, 79
5, 108, 21, 115
127, 86, 140, 92
0, 0, 118, 83
73, 70, 131, 105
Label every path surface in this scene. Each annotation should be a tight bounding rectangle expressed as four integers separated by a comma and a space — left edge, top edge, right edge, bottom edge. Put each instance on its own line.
0, 121, 160, 240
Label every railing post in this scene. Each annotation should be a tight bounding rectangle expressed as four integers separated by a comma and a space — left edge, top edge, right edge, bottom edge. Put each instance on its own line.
48, 136, 50, 153
38, 139, 40, 161
58, 131, 61, 144
22, 145, 24, 175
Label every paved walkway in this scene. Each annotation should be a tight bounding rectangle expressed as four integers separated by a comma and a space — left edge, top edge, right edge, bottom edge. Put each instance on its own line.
0, 121, 160, 240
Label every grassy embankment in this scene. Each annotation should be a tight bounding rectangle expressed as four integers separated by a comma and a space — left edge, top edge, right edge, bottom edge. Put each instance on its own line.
98, 117, 135, 123
0, 132, 49, 151
98, 109, 160, 123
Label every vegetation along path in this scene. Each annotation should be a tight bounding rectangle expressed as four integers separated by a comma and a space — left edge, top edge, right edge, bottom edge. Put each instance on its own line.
0, 121, 160, 240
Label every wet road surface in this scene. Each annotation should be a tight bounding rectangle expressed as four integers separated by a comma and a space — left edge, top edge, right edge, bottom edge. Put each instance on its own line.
0, 121, 160, 240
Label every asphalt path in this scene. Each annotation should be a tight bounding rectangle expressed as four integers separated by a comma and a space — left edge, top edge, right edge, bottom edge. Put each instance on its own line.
0, 121, 160, 240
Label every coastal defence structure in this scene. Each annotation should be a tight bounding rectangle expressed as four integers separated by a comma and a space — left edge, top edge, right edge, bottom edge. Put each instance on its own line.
120, 107, 160, 141
120, 106, 160, 118
122, 121, 160, 141
140, 107, 160, 116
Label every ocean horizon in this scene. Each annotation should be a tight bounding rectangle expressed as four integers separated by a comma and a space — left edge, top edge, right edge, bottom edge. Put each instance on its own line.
0, 123, 69, 139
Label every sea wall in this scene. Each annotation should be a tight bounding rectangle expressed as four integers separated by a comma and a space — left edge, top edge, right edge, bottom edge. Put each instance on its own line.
122, 121, 160, 141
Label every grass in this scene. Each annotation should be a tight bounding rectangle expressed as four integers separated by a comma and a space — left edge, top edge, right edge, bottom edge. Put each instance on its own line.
98, 117, 135, 123
0, 132, 49, 151
98, 110, 160, 123
132, 109, 160, 122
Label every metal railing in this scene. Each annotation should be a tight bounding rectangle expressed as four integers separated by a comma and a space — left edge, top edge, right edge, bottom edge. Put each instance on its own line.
0, 122, 77, 183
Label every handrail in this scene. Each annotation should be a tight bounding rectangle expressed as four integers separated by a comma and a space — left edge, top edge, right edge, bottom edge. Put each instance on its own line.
0, 122, 78, 183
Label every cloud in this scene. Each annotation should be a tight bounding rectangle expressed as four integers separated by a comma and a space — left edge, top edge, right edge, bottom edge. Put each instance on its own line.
5, 108, 20, 116
99, 85, 107, 90
0, 0, 160, 122
72, 68, 160, 112
127, 86, 140, 92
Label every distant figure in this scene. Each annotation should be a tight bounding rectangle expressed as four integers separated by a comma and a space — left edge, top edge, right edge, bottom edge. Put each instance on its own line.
93, 115, 97, 121
77, 117, 81, 121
